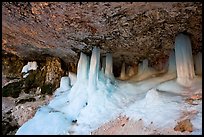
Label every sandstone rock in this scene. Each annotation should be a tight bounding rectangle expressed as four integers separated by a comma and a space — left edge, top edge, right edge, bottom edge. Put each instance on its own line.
2, 2, 202, 67
174, 119, 193, 132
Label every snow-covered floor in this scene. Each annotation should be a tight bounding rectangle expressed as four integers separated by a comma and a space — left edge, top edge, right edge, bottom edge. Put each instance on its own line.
15, 72, 202, 135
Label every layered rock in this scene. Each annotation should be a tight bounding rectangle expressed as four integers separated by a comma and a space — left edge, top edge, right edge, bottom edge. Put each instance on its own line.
2, 2, 202, 68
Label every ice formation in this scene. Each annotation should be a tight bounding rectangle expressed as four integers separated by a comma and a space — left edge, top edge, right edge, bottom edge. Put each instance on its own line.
105, 53, 114, 80
129, 59, 158, 82
175, 33, 195, 86
124, 88, 182, 128
87, 47, 100, 103
76, 52, 89, 81
59, 77, 71, 91
119, 62, 126, 80
194, 52, 202, 75
65, 52, 90, 119
68, 72, 77, 86
21, 61, 38, 78
16, 45, 202, 135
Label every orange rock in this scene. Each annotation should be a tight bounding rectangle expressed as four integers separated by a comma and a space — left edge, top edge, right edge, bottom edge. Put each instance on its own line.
174, 119, 193, 132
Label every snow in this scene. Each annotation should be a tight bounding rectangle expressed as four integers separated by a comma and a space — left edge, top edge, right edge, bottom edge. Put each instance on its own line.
21, 61, 38, 78
16, 46, 202, 135
123, 88, 182, 128
175, 33, 195, 86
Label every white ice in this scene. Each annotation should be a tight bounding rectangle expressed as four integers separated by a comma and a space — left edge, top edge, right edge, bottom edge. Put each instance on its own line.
68, 72, 77, 86
175, 33, 195, 86
105, 53, 114, 80
87, 47, 100, 103
16, 46, 202, 135
21, 61, 38, 78
59, 77, 71, 91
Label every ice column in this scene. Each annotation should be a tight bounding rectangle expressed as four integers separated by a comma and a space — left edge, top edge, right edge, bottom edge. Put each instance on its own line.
105, 53, 114, 79
138, 59, 148, 75
120, 62, 126, 79
175, 33, 195, 85
88, 47, 100, 91
77, 52, 89, 81
194, 52, 202, 75
60, 77, 71, 91
68, 72, 77, 86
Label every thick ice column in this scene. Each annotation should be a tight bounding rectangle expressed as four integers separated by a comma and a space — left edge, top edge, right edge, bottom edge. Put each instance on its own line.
168, 51, 176, 73
120, 62, 126, 79
88, 47, 100, 91
175, 33, 195, 85
60, 77, 71, 91
77, 52, 89, 81
194, 52, 202, 75
105, 53, 114, 79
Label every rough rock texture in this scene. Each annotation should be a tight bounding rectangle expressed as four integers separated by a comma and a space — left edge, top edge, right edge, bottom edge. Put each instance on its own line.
2, 92, 53, 135
91, 116, 191, 135
174, 119, 193, 132
2, 2, 202, 70
2, 51, 26, 79
2, 51, 67, 96
44, 57, 65, 89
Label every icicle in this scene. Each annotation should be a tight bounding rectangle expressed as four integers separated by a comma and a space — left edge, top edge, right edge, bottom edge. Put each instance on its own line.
168, 50, 176, 73
175, 33, 195, 86
105, 53, 114, 79
77, 52, 89, 81
120, 62, 126, 80
194, 52, 202, 75
60, 77, 71, 91
88, 47, 100, 91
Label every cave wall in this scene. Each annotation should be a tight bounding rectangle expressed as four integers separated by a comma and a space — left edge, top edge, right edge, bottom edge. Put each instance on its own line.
2, 2, 202, 68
